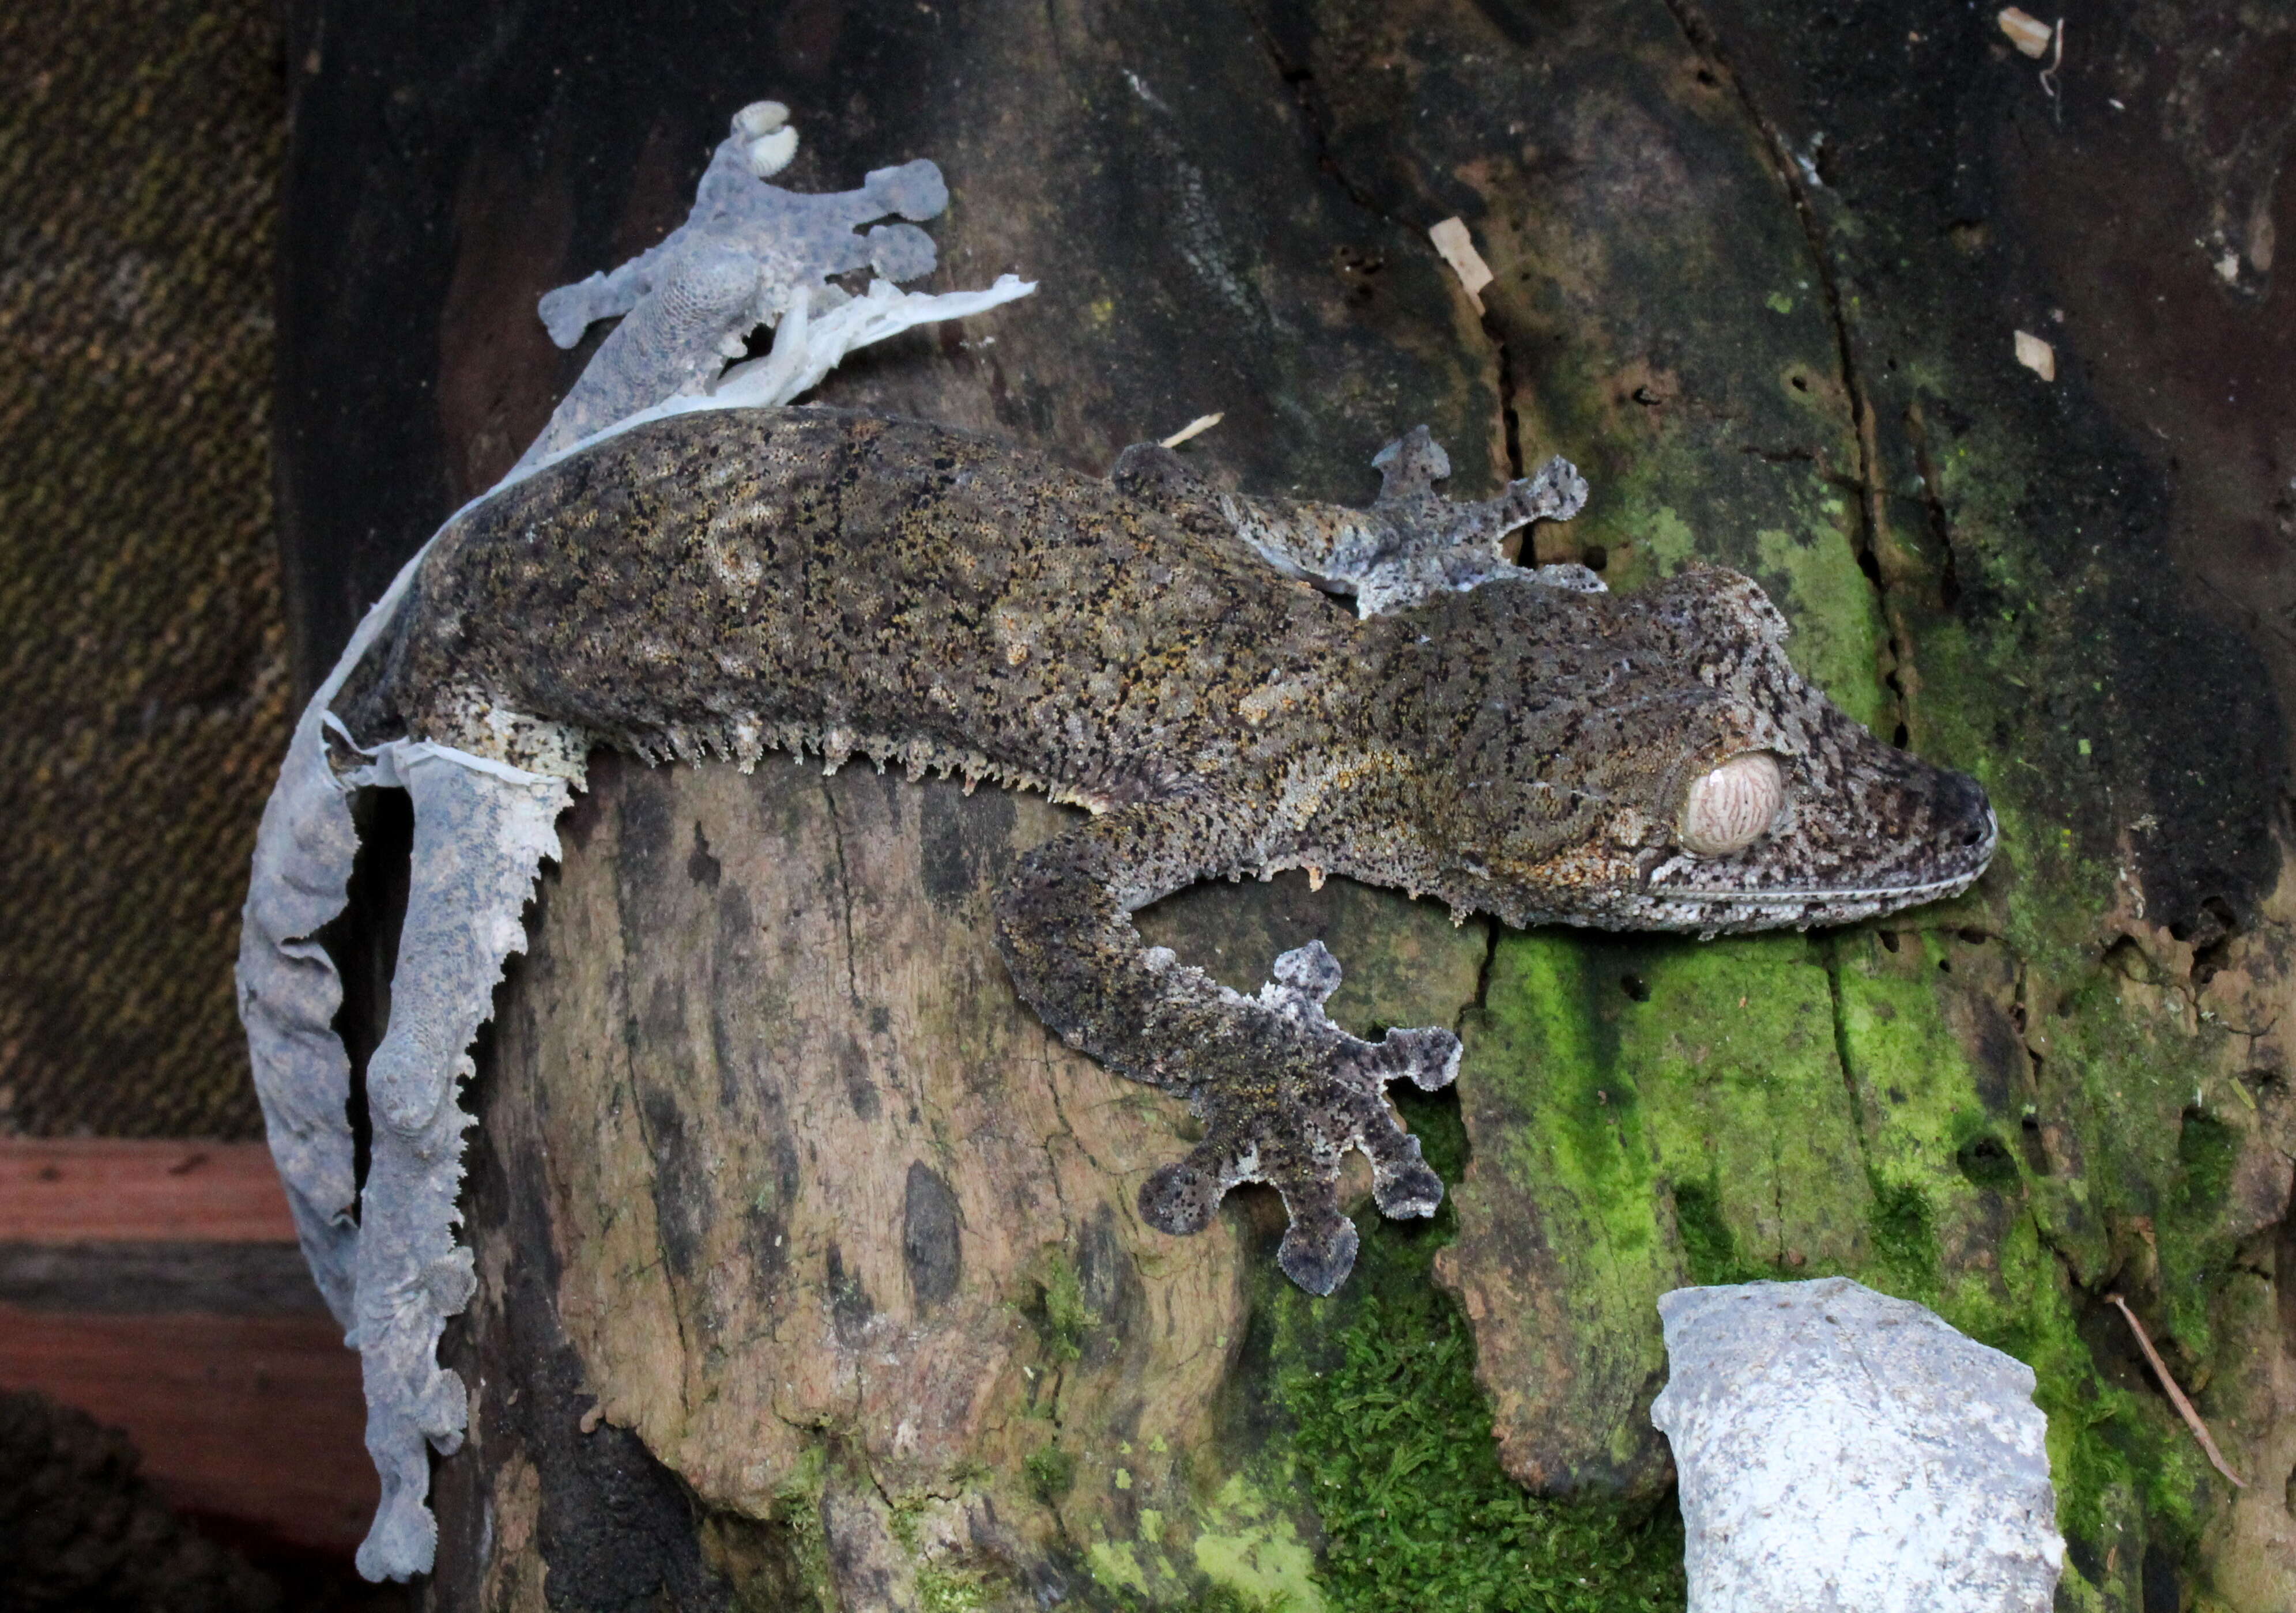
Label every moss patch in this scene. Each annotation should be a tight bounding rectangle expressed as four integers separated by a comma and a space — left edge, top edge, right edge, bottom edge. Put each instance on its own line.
1282, 1285, 1682, 1612
1267, 1088, 1686, 1613
1026, 1444, 1077, 1505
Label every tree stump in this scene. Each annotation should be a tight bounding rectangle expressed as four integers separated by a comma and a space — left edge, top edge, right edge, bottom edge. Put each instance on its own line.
278, 2, 2296, 1607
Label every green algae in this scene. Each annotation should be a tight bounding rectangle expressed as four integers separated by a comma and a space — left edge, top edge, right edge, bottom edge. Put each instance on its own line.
1190, 1475, 1326, 1613
1090, 1540, 1157, 1599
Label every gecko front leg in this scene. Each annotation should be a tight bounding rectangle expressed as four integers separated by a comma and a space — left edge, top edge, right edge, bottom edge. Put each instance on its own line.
993, 804, 1460, 1295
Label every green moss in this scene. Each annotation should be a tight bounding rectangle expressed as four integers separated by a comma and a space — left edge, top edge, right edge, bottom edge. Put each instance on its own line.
1250, 1086, 1684, 1613
1864, 1178, 1941, 1300
1951, 1132, 2022, 1193
1455, 908, 2263, 1608
1751, 522, 1889, 734
1671, 1179, 1762, 1287
1028, 1248, 1099, 1363
766, 1448, 835, 1611
1026, 1444, 1077, 1504
915, 1562, 994, 1613
2176, 1107, 2238, 1217
1280, 1284, 1682, 1612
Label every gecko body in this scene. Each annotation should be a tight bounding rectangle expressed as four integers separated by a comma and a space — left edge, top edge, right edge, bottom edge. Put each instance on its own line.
340, 405, 1995, 1295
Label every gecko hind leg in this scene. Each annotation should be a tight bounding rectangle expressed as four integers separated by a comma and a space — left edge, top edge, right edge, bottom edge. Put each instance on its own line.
996, 812, 1461, 1299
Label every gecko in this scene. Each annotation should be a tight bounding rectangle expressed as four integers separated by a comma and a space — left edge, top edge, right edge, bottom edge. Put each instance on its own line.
256, 403, 1995, 1581
335, 403, 1996, 1298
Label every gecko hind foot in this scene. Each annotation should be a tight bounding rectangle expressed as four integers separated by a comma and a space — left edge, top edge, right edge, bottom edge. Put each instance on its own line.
1136, 941, 1461, 1297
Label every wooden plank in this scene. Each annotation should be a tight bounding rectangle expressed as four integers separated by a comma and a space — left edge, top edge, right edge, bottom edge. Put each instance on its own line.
0, 1142, 360, 1550
0, 1242, 328, 1313
0, 1139, 298, 1244
0, 1306, 372, 1550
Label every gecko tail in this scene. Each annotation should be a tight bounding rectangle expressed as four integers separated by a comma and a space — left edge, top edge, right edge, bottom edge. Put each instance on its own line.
238, 702, 580, 1582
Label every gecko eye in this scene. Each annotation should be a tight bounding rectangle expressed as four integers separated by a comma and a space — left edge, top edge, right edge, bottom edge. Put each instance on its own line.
1679, 752, 1784, 857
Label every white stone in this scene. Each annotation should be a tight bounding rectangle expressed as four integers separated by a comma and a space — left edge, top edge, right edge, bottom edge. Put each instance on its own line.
1650, 1278, 2063, 1613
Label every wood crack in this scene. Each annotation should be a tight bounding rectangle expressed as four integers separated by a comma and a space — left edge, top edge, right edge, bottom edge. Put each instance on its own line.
1657, 0, 1914, 743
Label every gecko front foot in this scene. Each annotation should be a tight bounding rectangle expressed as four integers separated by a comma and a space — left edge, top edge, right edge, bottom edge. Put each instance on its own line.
1137, 941, 1461, 1295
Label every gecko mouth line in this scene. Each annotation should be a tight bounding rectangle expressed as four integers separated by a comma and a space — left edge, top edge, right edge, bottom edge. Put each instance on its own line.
1651, 807, 1999, 904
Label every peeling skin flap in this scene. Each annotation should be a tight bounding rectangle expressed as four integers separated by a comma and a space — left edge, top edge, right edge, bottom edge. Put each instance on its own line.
345, 743, 574, 1582
235, 515, 452, 1331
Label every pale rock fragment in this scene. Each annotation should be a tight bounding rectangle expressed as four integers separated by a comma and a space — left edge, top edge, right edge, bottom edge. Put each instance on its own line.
1650, 1278, 2063, 1613
2014, 328, 2056, 380
1428, 217, 1494, 314
1159, 411, 1224, 448
1997, 8, 2057, 58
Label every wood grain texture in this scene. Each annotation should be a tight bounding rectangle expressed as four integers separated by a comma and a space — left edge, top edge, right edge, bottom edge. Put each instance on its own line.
0, 1140, 299, 1244
435, 752, 1486, 1604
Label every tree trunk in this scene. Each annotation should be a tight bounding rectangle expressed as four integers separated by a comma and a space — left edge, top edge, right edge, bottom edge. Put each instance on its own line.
280, 2, 2296, 1608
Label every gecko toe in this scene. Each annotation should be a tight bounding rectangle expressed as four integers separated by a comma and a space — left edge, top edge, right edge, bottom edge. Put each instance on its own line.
1368, 1136, 1445, 1220
1276, 1183, 1360, 1296
1373, 1023, 1462, 1092
1337, 1086, 1446, 1220
1268, 940, 1343, 1003
1375, 1161, 1445, 1219
1138, 1136, 1249, 1236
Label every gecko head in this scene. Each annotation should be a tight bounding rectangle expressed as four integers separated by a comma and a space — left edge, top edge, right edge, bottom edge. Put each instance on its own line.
1421, 563, 1996, 934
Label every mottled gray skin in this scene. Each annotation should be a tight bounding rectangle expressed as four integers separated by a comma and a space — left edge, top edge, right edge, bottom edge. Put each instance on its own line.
340, 406, 1995, 1294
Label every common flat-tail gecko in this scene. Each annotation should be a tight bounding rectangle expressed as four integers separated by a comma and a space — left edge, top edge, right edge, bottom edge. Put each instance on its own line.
338, 405, 1996, 1295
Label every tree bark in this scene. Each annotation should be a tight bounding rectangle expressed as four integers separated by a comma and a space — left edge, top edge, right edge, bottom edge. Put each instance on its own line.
279, 2, 2296, 1608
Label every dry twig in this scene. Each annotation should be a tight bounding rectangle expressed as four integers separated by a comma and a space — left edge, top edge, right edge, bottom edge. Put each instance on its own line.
2105, 1293, 2245, 1487
1159, 413, 1223, 449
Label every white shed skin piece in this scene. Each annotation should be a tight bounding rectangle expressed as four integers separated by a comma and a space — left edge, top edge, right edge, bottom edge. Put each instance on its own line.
521, 100, 963, 465
340, 743, 575, 1580
234, 104, 1034, 1583
1650, 1278, 2063, 1613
